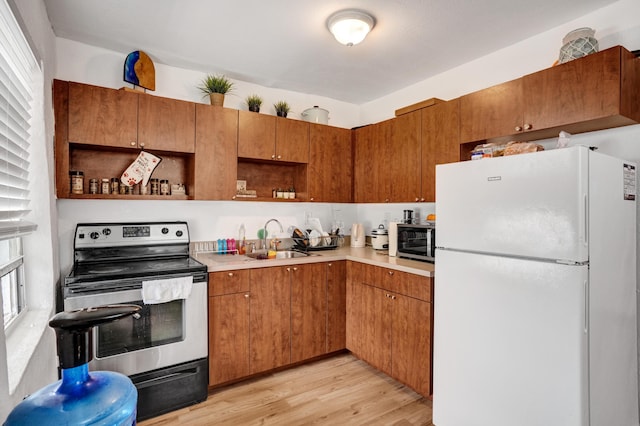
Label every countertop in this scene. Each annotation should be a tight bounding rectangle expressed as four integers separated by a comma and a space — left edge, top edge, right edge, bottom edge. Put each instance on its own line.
194, 246, 435, 277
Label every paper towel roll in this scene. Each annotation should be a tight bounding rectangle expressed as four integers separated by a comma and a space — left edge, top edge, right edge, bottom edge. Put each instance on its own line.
388, 222, 398, 256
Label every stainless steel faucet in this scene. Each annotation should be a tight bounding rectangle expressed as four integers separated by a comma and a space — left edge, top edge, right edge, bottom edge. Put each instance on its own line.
262, 218, 284, 251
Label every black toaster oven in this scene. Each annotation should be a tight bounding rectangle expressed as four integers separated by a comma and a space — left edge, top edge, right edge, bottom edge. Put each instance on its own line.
397, 223, 435, 263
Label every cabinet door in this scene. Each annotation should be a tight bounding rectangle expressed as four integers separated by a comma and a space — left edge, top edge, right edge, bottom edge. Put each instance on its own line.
138, 94, 195, 153
209, 292, 250, 386
523, 46, 627, 132
390, 111, 421, 202
353, 120, 391, 202
347, 280, 392, 375
422, 99, 460, 202
291, 263, 326, 363
327, 261, 346, 352
68, 82, 138, 148
275, 117, 309, 163
238, 110, 276, 160
308, 124, 352, 202
392, 295, 431, 396
459, 78, 523, 143
249, 267, 291, 374
194, 105, 238, 200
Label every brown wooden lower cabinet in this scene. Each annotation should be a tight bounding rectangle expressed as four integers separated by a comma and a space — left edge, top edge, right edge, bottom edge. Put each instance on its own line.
249, 266, 291, 374
209, 261, 347, 386
208, 270, 251, 386
346, 261, 433, 396
209, 260, 432, 394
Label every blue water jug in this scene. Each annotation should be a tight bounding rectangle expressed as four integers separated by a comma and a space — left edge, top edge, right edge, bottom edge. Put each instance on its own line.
4, 305, 141, 425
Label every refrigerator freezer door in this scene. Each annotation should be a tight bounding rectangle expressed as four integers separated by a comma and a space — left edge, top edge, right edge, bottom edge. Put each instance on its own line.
433, 250, 588, 426
436, 146, 589, 262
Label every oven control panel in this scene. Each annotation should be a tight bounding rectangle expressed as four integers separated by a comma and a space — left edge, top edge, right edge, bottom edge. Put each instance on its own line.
74, 222, 190, 248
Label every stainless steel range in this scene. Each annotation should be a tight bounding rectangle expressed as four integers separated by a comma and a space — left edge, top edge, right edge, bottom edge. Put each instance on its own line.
63, 222, 208, 421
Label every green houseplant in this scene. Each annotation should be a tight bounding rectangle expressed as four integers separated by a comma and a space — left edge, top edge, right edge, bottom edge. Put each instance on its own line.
273, 100, 290, 118
245, 94, 263, 113
198, 74, 234, 106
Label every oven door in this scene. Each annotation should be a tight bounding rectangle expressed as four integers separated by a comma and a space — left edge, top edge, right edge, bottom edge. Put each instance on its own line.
64, 279, 207, 376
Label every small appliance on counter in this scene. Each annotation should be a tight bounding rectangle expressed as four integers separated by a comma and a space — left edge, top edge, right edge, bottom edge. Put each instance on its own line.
396, 222, 436, 262
371, 224, 389, 250
350, 223, 365, 248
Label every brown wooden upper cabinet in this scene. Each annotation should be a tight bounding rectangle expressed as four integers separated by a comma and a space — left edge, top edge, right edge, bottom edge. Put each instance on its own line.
421, 99, 460, 202
353, 119, 392, 203
460, 46, 640, 144
68, 81, 138, 148
138, 94, 196, 153
67, 81, 196, 153
307, 123, 352, 202
389, 110, 421, 202
238, 111, 309, 163
194, 104, 238, 200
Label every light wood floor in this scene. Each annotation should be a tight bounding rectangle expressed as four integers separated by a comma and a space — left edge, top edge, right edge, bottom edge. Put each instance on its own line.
140, 353, 433, 425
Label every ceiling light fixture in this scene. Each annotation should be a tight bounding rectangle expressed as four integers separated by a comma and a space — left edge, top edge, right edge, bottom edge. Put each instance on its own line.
327, 10, 375, 47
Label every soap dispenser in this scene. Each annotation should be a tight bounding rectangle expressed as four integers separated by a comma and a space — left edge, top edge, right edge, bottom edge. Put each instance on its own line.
5, 304, 141, 425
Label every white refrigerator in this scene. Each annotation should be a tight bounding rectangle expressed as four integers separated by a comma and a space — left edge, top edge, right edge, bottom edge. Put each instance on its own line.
433, 146, 639, 426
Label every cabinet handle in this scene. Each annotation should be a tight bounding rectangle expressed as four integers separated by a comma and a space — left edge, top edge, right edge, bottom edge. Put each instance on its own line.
420, 198, 425, 202
244, 294, 249, 298
388, 270, 394, 276
232, 195, 236, 200
277, 155, 282, 160
130, 141, 136, 146
524, 123, 532, 130
310, 197, 314, 201
139, 142, 145, 148
228, 272, 234, 277
385, 293, 390, 298
271, 154, 276, 159
328, 263, 332, 267
385, 198, 390, 203
287, 267, 291, 272
293, 267, 298, 271
391, 295, 397, 300
415, 197, 420, 202
515, 126, 522, 132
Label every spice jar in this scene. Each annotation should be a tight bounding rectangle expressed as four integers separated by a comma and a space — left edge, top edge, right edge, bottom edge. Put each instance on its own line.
119, 184, 127, 195
100, 178, 110, 195
150, 178, 160, 195
69, 171, 84, 194
110, 178, 119, 194
89, 178, 99, 194
139, 183, 149, 195
160, 179, 170, 195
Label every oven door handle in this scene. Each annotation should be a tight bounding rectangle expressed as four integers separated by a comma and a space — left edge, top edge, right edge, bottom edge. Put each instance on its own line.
134, 367, 200, 389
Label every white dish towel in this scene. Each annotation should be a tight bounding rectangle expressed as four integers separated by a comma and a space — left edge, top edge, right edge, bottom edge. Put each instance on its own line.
142, 276, 193, 304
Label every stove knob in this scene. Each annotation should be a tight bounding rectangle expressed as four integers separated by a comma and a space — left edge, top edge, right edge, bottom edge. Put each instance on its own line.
176, 230, 183, 237
102, 228, 111, 236
90, 232, 100, 240
161, 227, 169, 234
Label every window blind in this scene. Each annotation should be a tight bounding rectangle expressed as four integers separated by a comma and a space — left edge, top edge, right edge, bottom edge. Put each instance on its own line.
0, 0, 38, 238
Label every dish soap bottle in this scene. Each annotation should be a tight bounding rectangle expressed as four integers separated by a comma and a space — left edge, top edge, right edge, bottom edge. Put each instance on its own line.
238, 223, 246, 255
5, 305, 141, 425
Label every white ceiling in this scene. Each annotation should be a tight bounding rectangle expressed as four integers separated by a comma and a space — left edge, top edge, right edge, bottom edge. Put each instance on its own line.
43, 0, 618, 104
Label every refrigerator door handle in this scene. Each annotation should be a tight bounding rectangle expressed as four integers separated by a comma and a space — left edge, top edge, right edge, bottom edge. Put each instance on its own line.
583, 279, 589, 333
583, 194, 588, 247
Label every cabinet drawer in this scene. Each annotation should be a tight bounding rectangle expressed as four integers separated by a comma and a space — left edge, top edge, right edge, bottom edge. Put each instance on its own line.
209, 270, 250, 295
348, 262, 431, 302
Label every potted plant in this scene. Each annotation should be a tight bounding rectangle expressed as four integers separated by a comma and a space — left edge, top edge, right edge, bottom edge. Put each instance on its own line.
245, 94, 263, 113
198, 74, 234, 106
273, 100, 290, 118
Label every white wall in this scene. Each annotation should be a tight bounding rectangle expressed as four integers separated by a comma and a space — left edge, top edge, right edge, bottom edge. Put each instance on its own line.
55, 38, 361, 130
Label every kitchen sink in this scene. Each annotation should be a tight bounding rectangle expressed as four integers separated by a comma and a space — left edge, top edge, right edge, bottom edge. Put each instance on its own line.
246, 250, 311, 260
